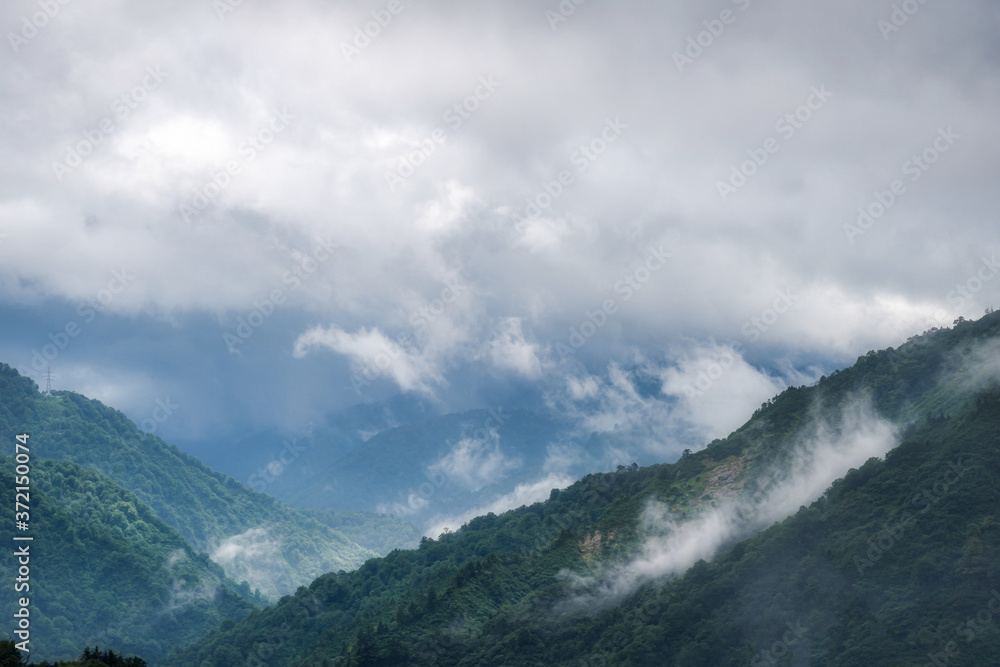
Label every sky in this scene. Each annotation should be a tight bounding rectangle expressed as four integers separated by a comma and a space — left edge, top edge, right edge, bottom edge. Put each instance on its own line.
0, 0, 997, 456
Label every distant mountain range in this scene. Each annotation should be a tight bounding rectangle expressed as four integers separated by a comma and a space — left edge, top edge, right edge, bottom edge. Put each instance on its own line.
185, 393, 664, 535
0, 366, 419, 663
4, 313, 999, 664
161, 312, 1000, 665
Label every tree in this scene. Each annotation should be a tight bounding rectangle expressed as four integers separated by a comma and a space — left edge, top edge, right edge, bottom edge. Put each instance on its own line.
0, 640, 27, 667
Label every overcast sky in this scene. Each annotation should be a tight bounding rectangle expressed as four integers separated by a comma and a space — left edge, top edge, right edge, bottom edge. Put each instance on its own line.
1, 0, 997, 453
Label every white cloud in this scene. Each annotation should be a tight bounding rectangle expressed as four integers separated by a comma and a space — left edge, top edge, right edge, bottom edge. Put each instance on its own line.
426, 472, 576, 538
562, 400, 899, 604
486, 317, 546, 379
293, 325, 443, 394
657, 342, 823, 443
426, 431, 522, 493
546, 346, 821, 461
1, 0, 997, 446
210, 526, 280, 565
209, 526, 284, 599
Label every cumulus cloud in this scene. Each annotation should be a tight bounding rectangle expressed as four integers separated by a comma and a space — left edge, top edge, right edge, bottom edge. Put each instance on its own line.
293, 325, 444, 394
656, 342, 823, 443
485, 317, 546, 379
546, 345, 822, 462
0, 0, 997, 449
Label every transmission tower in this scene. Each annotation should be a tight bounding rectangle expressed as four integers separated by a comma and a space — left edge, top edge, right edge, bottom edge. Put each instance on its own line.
45, 367, 52, 395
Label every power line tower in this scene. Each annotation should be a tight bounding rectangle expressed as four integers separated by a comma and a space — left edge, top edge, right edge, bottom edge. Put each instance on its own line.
45, 367, 52, 395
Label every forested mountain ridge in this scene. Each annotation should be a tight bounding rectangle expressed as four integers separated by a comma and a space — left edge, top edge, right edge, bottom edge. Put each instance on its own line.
0, 364, 417, 600
0, 456, 262, 664
160, 312, 1000, 665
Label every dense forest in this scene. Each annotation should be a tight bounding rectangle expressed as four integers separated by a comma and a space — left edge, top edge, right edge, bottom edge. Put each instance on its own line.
0, 365, 416, 663
0, 365, 417, 600
1, 314, 996, 664
160, 312, 1000, 665
0, 641, 147, 666
0, 456, 261, 662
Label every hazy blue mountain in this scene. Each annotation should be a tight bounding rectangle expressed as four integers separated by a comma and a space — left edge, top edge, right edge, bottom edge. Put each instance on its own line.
161, 312, 1000, 666
186, 393, 440, 499
0, 365, 417, 600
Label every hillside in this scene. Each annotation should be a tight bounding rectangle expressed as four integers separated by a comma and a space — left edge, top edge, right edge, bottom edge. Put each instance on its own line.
160, 313, 1000, 665
0, 365, 415, 599
0, 457, 261, 664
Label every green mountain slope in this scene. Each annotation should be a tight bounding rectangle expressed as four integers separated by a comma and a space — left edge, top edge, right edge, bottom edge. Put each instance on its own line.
0, 457, 261, 664
0, 365, 411, 599
160, 313, 1000, 666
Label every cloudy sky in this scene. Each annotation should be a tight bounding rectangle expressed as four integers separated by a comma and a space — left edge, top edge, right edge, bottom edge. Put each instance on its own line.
1, 0, 997, 455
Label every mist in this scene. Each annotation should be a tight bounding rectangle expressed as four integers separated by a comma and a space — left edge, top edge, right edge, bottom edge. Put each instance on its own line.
560, 398, 899, 606
209, 526, 284, 599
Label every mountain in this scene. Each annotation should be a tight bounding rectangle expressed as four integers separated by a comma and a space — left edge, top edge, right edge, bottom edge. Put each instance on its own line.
0, 456, 261, 664
186, 393, 440, 500
287, 408, 566, 513
179, 385, 670, 538
160, 312, 1000, 665
232, 403, 658, 536
187, 400, 581, 533
0, 365, 419, 600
